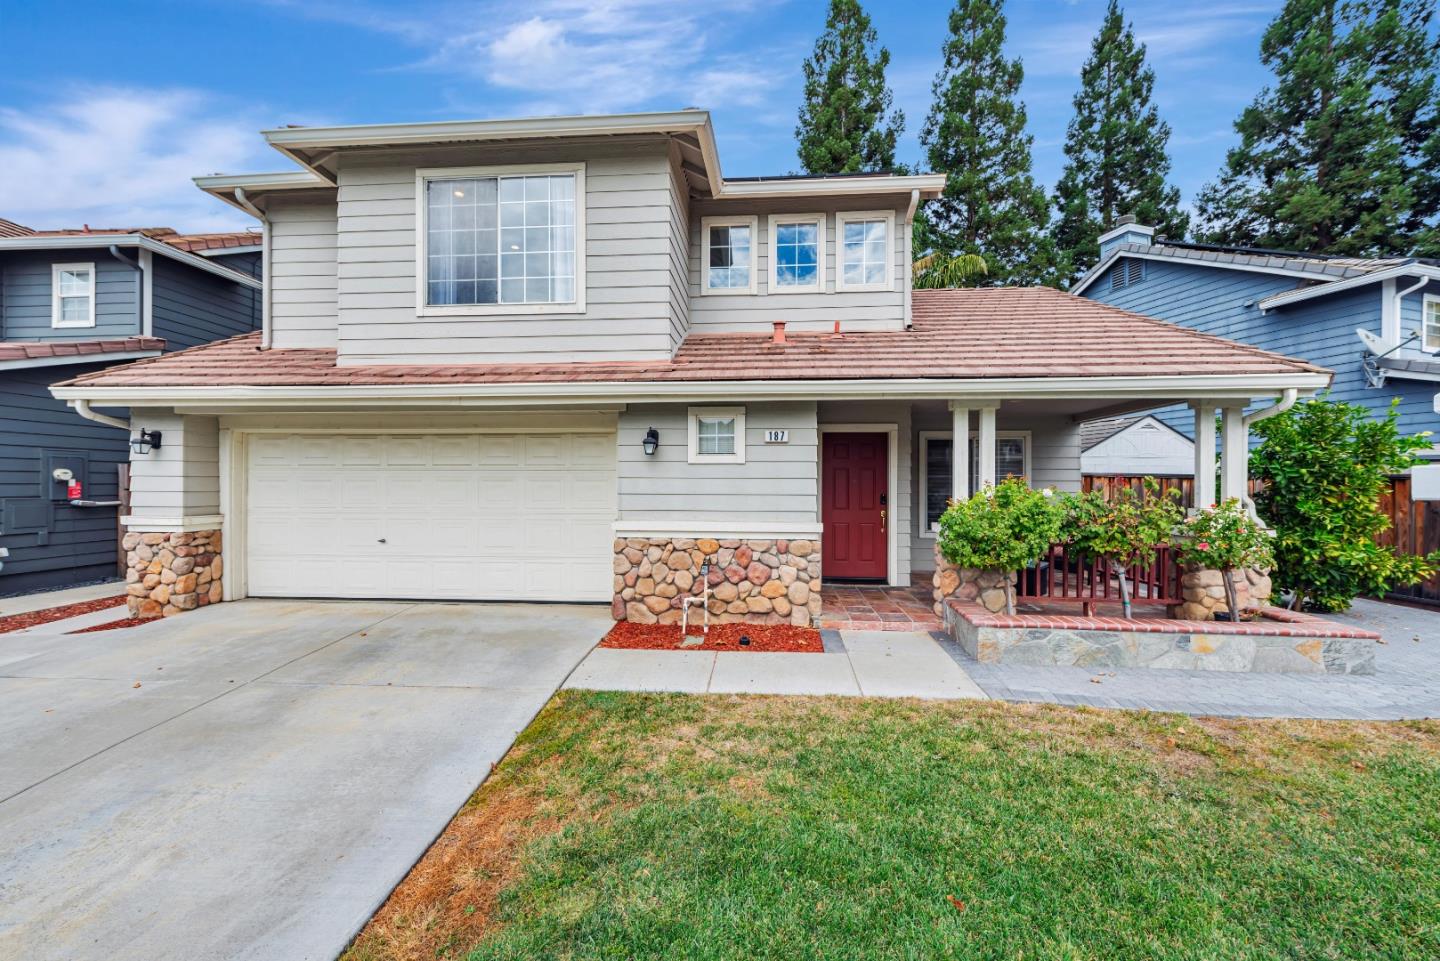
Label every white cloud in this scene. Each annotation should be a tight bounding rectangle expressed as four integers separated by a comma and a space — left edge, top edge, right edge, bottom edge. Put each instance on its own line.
0, 87, 269, 232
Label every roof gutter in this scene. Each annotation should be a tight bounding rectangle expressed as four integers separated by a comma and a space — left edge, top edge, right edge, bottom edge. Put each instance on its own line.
1258, 263, 1440, 312
234, 188, 273, 350
70, 398, 130, 431
1240, 387, 1299, 522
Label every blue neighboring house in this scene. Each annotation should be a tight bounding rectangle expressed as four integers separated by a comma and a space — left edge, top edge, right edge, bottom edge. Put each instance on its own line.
1072, 218, 1440, 456
0, 219, 262, 594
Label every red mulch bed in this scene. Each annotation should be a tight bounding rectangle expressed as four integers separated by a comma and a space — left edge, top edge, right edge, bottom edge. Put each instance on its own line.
67, 616, 155, 634
0, 595, 127, 635
600, 621, 823, 653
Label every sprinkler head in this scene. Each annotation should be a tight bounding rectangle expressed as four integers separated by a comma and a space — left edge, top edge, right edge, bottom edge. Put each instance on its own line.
739, 635, 751, 646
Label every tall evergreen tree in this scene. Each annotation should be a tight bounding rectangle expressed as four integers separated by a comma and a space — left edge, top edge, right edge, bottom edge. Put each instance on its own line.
1051, 0, 1187, 277
795, 0, 904, 174
1196, 0, 1440, 255
920, 0, 1064, 286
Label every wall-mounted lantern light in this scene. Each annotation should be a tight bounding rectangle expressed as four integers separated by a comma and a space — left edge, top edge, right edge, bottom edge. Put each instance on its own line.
131, 429, 163, 456
642, 427, 660, 456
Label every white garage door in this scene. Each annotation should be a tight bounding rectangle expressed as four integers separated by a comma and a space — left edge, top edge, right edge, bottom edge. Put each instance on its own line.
245, 432, 616, 601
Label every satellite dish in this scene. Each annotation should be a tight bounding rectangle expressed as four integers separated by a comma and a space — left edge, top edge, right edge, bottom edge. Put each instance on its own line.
1356, 327, 1390, 355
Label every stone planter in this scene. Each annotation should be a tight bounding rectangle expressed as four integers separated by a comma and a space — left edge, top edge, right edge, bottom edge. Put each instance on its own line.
932, 544, 1015, 615
614, 537, 820, 627
1174, 565, 1272, 621
123, 530, 223, 619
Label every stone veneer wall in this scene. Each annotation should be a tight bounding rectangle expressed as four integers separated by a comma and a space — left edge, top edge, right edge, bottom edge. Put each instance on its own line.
124, 530, 223, 618
614, 537, 821, 627
932, 545, 1014, 616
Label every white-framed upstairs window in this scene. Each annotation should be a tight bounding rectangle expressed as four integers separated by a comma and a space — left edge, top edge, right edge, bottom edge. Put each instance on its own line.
51, 262, 96, 328
918, 430, 1031, 536
836, 210, 895, 291
767, 213, 825, 293
701, 216, 758, 295
1424, 294, 1440, 353
688, 406, 746, 464
416, 162, 585, 316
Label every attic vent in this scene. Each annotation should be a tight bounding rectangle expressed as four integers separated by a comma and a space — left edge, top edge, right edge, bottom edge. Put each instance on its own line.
1108, 257, 1146, 291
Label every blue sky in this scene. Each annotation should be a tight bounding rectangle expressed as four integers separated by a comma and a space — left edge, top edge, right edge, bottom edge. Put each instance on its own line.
0, 0, 1279, 232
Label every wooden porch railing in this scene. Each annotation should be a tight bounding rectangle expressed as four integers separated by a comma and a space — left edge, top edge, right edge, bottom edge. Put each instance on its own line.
1015, 542, 1183, 613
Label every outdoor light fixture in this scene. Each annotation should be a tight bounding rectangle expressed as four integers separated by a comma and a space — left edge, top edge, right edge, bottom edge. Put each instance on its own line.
130, 429, 162, 455
642, 427, 659, 456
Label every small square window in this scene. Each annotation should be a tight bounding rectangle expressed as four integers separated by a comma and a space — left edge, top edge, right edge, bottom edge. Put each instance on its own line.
688, 407, 746, 464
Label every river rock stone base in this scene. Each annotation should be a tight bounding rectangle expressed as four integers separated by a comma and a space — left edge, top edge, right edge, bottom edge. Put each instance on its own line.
1174, 566, 1273, 620
932, 545, 1015, 616
614, 537, 821, 627
944, 601, 1376, 675
124, 530, 223, 619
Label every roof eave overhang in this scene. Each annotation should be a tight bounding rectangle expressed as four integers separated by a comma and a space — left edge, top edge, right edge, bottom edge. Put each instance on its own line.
0, 349, 162, 373
52, 371, 1333, 408
0, 235, 262, 289
193, 171, 335, 214
1258, 263, 1440, 311
260, 111, 722, 188
1069, 247, 1392, 297
715, 174, 946, 200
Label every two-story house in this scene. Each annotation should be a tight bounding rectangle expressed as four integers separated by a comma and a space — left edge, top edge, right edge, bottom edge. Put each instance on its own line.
0, 221, 261, 594
1073, 218, 1440, 473
51, 111, 1329, 622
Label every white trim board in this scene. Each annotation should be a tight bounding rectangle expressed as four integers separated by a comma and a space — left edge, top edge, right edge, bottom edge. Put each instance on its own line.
0, 234, 263, 289
819, 423, 900, 587
122, 514, 225, 533
614, 521, 822, 539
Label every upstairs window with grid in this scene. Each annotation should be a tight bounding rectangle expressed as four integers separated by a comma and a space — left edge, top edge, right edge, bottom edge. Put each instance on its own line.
1425, 296, 1440, 353
426, 174, 576, 306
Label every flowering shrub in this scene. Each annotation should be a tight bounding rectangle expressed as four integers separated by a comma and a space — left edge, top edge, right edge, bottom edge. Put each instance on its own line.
1174, 499, 1274, 617
937, 477, 1063, 613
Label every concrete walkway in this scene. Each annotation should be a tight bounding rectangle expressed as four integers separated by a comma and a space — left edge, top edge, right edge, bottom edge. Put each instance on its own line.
0, 580, 124, 617
565, 629, 987, 700
1, 598, 609, 961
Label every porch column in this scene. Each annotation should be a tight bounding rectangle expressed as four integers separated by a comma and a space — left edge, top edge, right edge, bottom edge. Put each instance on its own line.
1220, 405, 1249, 503
949, 403, 970, 501
977, 404, 998, 489
1190, 401, 1217, 509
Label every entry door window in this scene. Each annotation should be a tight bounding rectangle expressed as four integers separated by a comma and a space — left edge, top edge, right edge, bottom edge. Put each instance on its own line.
922, 432, 1031, 531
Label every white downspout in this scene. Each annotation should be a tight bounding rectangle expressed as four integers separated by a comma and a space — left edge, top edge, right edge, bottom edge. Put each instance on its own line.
903, 188, 919, 330
1396, 276, 1430, 344
71, 398, 130, 431
234, 187, 272, 350
1239, 387, 1299, 521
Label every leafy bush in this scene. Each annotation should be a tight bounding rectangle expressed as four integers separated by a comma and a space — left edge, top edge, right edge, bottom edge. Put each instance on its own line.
937, 478, 1063, 613
1251, 397, 1439, 612
1173, 499, 1274, 617
1059, 479, 1184, 617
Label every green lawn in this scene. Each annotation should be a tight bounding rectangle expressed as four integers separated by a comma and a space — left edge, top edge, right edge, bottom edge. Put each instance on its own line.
347, 693, 1440, 961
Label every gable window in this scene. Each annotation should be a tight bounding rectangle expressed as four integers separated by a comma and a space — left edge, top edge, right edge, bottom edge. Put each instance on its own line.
52, 263, 95, 328
1425, 295, 1440, 353
837, 211, 894, 291
418, 163, 584, 314
702, 216, 757, 294
768, 214, 824, 293
688, 406, 746, 464
919, 431, 1031, 534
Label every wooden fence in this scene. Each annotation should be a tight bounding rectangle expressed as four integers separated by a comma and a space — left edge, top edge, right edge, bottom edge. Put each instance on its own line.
1083, 473, 1440, 606
1016, 542, 1183, 614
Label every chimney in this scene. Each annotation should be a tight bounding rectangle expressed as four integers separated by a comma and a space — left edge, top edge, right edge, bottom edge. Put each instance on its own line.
772, 321, 787, 346
1097, 213, 1155, 262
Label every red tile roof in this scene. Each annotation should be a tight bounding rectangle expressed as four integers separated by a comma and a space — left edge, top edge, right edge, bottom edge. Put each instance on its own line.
58, 287, 1328, 389
13, 226, 261, 253
0, 337, 165, 364
161, 231, 263, 253
0, 218, 34, 238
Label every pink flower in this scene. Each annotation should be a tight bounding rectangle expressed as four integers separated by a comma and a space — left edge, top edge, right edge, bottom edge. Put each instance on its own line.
1197, 541, 1211, 550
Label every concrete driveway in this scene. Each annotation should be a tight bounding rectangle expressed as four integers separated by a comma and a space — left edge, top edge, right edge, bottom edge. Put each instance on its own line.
0, 598, 609, 961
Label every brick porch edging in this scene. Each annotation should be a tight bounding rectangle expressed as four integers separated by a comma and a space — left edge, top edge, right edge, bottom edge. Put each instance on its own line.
944, 599, 1378, 675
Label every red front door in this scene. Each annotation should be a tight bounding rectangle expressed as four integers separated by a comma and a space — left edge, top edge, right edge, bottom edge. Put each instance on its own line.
822, 432, 888, 580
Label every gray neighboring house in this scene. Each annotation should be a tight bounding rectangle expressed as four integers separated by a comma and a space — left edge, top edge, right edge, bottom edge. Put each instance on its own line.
0, 220, 261, 594
1080, 415, 1195, 476
51, 110, 1331, 622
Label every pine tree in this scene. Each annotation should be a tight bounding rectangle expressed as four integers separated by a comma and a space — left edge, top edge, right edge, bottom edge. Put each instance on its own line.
795, 0, 904, 175
920, 0, 1064, 287
1051, 0, 1188, 277
1196, 0, 1440, 255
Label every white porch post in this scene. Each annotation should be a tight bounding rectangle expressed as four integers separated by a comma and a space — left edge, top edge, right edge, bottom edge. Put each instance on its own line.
1191, 401, 1217, 509
949, 403, 970, 501
977, 404, 998, 489
1220, 405, 1249, 503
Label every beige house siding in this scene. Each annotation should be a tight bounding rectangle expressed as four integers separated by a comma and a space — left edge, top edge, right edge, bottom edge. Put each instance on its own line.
125, 410, 220, 522
617, 402, 819, 525
665, 150, 692, 352
688, 196, 910, 334
332, 139, 679, 365
267, 199, 339, 349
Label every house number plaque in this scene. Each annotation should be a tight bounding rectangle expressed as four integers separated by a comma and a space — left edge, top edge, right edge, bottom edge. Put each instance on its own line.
764, 429, 789, 444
